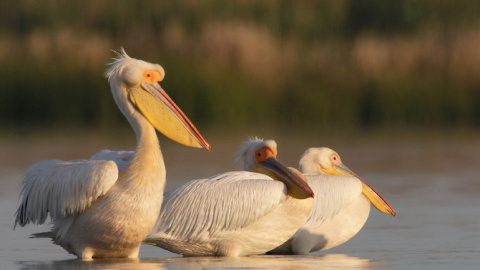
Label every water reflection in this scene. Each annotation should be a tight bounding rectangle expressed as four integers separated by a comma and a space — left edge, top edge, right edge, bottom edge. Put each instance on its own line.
17, 258, 166, 270
16, 254, 383, 270
150, 254, 382, 269
5, 135, 480, 270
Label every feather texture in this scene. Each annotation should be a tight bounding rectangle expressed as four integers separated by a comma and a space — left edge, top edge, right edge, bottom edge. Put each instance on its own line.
302, 175, 362, 226
15, 159, 118, 228
151, 171, 286, 241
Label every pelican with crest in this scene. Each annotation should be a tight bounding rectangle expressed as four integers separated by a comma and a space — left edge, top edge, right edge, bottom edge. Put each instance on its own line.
14, 49, 210, 259
144, 138, 314, 257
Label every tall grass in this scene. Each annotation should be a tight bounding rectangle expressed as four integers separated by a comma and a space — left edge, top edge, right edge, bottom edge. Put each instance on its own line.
1, 0, 480, 133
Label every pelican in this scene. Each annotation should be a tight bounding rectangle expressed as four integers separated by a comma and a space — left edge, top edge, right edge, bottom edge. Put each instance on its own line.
144, 138, 314, 257
268, 147, 396, 255
14, 49, 210, 259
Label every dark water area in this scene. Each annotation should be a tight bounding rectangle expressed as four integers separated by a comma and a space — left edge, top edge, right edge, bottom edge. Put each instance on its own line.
1, 131, 479, 269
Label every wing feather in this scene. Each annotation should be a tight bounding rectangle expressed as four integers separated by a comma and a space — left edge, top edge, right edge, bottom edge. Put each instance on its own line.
90, 150, 133, 170
15, 159, 119, 227
303, 175, 362, 226
149, 171, 287, 241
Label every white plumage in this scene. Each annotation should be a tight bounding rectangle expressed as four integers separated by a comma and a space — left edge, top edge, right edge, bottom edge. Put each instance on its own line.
89, 150, 134, 170
17, 159, 118, 224
268, 147, 396, 255
157, 172, 286, 238
144, 138, 314, 257
14, 49, 210, 259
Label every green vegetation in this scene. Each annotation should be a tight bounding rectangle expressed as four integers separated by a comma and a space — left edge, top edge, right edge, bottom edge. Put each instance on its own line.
1, 0, 480, 133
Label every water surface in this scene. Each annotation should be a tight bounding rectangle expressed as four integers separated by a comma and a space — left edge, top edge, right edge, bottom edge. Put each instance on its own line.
1, 133, 479, 269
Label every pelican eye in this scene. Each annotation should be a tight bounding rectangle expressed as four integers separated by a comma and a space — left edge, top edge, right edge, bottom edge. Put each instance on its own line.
331, 155, 342, 165
143, 70, 161, 84
255, 150, 265, 163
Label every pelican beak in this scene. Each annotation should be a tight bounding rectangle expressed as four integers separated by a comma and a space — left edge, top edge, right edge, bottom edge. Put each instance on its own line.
258, 157, 314, 199
127, 80, 210, 151
332, 164, 396, 216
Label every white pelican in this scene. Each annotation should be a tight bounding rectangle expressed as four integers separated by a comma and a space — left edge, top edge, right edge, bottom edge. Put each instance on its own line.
14, 49, 210, 259
268, 147, 396, 255
144, 138, 314, 257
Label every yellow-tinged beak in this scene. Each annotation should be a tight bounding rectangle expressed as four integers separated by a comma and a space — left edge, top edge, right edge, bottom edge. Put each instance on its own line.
127, 81, 210, 151
361, 185, 396, 216
325, 164, 396, 216
258, 157, 314, 199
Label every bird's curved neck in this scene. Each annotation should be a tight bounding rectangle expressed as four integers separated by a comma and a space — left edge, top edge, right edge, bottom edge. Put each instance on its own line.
122, 105, 166, 190
133, 118, 161, 162
111, 81, 165, 188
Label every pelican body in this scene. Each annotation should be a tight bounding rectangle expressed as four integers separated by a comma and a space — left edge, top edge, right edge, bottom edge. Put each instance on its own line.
144, 139, 314, 257
14, 49, 210, 259
268, 147, 395, 255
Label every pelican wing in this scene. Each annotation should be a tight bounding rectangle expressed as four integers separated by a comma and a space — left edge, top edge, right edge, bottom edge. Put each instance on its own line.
90, 150, 134, 170
303, 175, 363, 226
149, 171, 287, 241
15, 159, 119, 227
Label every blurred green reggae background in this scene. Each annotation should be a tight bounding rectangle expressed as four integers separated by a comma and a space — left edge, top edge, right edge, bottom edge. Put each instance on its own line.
1, 0, 480, 135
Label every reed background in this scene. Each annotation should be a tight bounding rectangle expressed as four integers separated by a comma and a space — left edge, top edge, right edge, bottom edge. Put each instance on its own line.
1, 0, 480, 136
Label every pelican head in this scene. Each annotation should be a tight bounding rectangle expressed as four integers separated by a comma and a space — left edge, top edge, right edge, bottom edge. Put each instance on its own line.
235, 137, 278, 171
300, 147, 348, 176
300, 147, 396, 216
105, 48, 210, 150
236, 137, 314, 199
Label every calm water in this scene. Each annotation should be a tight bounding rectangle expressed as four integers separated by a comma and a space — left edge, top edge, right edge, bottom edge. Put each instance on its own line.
1, 133, 479, 269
